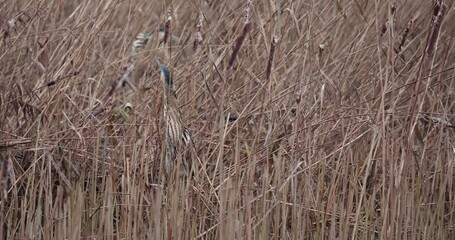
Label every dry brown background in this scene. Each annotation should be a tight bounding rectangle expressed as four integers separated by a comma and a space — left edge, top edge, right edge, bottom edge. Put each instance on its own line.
1, 0, 454, 239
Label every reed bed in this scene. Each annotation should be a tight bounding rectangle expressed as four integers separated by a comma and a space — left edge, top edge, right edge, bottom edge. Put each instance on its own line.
1, 0, 454, 239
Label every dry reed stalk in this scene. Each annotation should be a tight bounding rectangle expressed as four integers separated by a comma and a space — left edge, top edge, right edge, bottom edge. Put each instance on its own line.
1, 6, 45, 44
379, 2, 397, 38
228, 0, 252, 68
227, 22, 250, 68
91, 60, 134, 117
0, 154, 13, 201
0, 160, 8, 200
379, 20, 388, 37
419, 114, 454, 129
265, 36, 278, 80
2, 11, 28, 41
193, 11, 203, 51
46, 70, 80, 87
112, 60, 135, 94
426, 0, 446, 56
391, 1, 397, 15
395, 19, 413, 54
163, 7, 172, 45
37, 38, 49, 68
404, 0, 447, 139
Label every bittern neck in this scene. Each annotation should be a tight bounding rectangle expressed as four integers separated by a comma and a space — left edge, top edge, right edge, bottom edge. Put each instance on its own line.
162, 86, 177, 104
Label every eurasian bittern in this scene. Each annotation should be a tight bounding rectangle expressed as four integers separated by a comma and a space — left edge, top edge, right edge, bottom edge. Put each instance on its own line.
156, 60, 192, 176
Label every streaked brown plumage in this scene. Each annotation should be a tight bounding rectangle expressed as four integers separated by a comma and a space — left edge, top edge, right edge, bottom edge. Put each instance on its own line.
157, 61, 192, 176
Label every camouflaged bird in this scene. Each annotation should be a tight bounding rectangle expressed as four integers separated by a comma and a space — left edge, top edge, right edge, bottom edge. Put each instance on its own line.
156, 60, 193, 177
129, 31, 192, 178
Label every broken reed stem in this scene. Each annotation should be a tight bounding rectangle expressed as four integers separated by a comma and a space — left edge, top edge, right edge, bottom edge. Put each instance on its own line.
92, 60, 134, 117
396, 19, 413, 54
2, 11, 27, 41
402, 0, 447, 140
2, 7, 44, 43
0, 154, 13, 200
193, 11, 203, 51
228, 23, 250, 68
379, 20, 388, 38
113, 60, 135, 93
46, 70, 80, 87
379, 2, 397, 38
266, 36, 278, 80
425, 0, 446, 56
163, 8, 172, 45
228, 22, 250, 68
228, 1, 252, 68
91, 30, 150, 118
391, 1, 397, 15
0, 159, 8, 200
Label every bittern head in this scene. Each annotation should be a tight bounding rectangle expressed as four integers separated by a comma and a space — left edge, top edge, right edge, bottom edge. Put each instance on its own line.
156, 59, 174, 90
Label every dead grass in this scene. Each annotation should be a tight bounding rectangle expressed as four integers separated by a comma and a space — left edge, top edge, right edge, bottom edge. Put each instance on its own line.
1, 0, 454, 239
